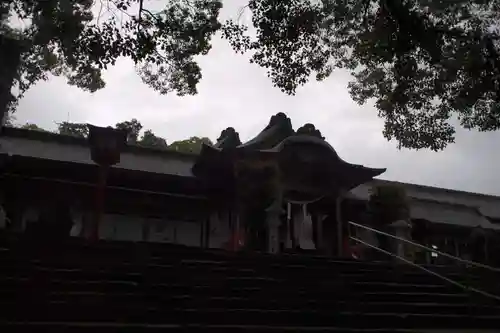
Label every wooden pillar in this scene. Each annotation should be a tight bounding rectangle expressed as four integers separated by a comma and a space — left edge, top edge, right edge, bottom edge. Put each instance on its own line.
336, 194, 344, 257
315, 213, 324, 251
79, 213, 87, 238
285, 202, 291, 248
424, 237, 431, 264
92, 165, 108, 241
288, 203, 296, 249
266, 196, 282, 254
233, 210, 241, 251
199, 218, 205, 248
142, 218, 151, 242
204, 216, 211, 248
484, 236, 489, 264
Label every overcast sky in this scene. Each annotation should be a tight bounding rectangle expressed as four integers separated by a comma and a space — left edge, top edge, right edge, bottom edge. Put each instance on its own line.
10, 0, 500, 196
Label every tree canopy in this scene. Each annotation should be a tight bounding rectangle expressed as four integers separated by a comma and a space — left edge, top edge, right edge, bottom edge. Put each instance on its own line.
55, 118, 168, 147
20, 122, 47, 131
2, 0, 499, 150
115, 119, 143, 143
139, 129, 168, 149
15, 117, 212, 152
58, 121, 89, 137
368, 184, 410, 227
169, 136, 213, 153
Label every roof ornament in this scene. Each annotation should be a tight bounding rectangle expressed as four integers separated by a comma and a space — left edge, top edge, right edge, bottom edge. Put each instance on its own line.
215, 127, 241, 149
192, 112, 386, 196
237, 112, 294, 151
296, 124, 325, 140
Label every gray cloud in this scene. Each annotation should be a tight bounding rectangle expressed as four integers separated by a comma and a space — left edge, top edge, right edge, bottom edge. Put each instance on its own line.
12, 0, 500, 196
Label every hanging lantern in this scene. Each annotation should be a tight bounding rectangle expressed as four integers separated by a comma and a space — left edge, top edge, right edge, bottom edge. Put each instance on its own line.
88, 125, 127, 166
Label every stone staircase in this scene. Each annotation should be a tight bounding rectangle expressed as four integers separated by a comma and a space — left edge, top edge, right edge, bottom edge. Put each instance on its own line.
0, 234, 499, 332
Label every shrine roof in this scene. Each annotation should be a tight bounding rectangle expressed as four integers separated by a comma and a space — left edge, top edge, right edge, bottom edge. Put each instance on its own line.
2, 125, 500, 223
1, 126, 198, 158
0, 126, 197, 177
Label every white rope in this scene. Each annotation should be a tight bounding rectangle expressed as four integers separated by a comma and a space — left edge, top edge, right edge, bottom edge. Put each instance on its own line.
349, 221, 500, 272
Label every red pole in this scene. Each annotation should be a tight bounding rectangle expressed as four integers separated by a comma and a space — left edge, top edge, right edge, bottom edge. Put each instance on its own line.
92, 165, 108, 241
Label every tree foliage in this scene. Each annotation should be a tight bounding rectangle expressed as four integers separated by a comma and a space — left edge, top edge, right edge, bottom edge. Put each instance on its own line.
1, 0, 222, 112
3, 0, 500, 150
20, 117, 173, 149
115, 118, 143, 143
223, 0, 500, 150
3, 113, 15, 126
57, 121, 89, 137
139, 129, 168, 149
20, 122, 47, 131
368, 184, 410, 227
169, 136, 213, 153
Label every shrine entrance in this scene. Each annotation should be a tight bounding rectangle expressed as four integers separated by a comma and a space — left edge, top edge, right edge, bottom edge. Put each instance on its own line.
192, 113, 386, 255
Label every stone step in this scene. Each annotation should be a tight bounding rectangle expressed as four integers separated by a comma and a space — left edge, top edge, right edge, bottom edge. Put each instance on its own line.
0, 261, 484, 285
0, 288, 470, 304
0, 269, 469, 292
1, 245, 494, 286
1, 255, 492, 292
1, 234, 498, 331
0, 302, 499, 329
0, 239, 473, 272
0, 232, 496, 271
3, 322, 490, 333
0, 275, 455, 295
1, 292, 496, 315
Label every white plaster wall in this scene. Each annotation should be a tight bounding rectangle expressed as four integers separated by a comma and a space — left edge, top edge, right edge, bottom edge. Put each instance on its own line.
207, 211, 231, 249
0, 136, 196, 177
100, 214, 143, 242
69, 210, 84, 237
22, 206, 39, 231
148, 219, 202, 246
351, 180, 500, 219
148, 218, 175, 243
174, 220, 202, 247
98, 215, 202, 246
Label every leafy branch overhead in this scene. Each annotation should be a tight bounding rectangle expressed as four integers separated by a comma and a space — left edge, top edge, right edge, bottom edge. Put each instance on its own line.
1, 0, 222, 110
2, 0, 500, 150
223, 0, 500, 150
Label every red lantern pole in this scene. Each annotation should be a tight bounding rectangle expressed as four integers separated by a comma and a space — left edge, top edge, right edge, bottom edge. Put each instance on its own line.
87, 125, 127, 242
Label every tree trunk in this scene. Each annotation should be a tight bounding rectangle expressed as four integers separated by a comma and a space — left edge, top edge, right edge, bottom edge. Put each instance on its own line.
0, 36, 22, 127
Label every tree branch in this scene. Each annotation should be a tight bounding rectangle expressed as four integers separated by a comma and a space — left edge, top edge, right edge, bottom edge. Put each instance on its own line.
137, 0, 144, 32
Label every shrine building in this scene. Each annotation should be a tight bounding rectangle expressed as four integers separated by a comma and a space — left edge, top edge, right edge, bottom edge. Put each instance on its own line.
0, 113, 499, 264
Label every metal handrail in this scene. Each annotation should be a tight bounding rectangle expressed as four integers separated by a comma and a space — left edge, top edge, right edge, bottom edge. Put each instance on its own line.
348, 221, 500, 273
350, 236, 500, 301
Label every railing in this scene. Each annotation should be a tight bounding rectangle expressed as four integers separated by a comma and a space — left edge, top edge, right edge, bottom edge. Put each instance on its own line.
348, 221, 500, 302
